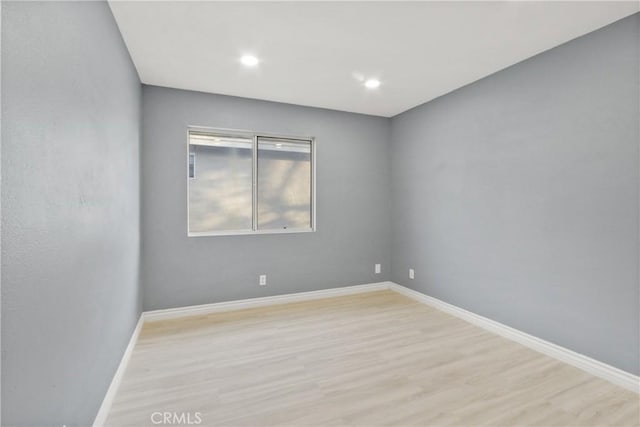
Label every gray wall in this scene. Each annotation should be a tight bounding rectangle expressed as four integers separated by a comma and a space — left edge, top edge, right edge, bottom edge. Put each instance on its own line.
141, 85, 391, 310
390, 13, 639, 375
1, 2, 141, 426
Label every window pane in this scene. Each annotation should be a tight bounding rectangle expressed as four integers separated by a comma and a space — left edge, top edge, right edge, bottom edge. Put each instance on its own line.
257, 137, 312, 230
188, 132, 253, 233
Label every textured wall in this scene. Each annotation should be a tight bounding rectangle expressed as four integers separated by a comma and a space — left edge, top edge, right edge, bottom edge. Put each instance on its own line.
1, 2, 141, 425
390, 13, 639, 374
141, 85, 391, 310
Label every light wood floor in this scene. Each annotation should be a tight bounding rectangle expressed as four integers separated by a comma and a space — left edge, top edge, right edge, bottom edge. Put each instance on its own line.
106, 290, 639, 426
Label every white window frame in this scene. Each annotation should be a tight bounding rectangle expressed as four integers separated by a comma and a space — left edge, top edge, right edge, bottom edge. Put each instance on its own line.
187, 126, 316, 237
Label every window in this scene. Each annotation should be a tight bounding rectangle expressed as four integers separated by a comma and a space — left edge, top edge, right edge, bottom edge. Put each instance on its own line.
188, 129, 315, 236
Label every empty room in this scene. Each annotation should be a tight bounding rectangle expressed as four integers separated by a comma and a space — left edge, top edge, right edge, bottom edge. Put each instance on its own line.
1, 1, 639, 426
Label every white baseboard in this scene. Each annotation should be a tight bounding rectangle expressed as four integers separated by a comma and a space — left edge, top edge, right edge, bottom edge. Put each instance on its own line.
388, 282, 640, 394
143, 281, 392, 322
92, 314, 145, 427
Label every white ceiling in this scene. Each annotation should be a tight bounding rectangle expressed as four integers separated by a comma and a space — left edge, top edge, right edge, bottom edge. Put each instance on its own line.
109, 1, 638, 117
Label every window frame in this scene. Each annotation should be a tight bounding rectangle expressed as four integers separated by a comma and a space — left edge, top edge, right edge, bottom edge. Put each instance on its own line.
186, 126, 316, 237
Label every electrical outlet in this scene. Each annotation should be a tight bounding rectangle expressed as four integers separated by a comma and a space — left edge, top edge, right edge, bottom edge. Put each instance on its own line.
409, 268, 415, 280
259, 274, 267, 286
375, 264, 381, 274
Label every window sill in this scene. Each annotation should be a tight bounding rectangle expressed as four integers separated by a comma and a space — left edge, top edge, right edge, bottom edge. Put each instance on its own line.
188, 228, 316, 237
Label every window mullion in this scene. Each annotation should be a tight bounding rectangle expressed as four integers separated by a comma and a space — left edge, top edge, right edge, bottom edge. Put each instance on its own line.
252, 135, 259, 231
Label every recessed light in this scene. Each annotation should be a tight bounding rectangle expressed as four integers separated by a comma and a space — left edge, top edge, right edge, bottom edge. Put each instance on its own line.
240, 55, 259, 67
364, 79, 381, 89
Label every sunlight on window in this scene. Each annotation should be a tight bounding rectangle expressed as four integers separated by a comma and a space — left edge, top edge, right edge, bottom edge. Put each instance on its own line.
188, 134, 253, 232
257, 138, 311, 230
188, 130, 314, 235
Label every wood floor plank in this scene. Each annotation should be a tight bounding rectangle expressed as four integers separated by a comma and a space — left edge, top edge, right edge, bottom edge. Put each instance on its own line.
105, 290, 640, 426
